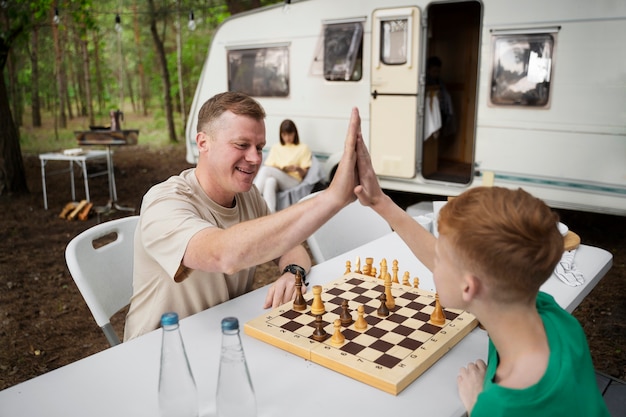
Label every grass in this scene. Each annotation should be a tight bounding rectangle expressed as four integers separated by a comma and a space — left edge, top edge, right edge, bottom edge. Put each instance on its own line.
18, 106, 185, 155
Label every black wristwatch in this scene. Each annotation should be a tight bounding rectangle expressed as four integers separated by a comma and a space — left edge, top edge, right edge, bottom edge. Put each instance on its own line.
283, 264, 308, 286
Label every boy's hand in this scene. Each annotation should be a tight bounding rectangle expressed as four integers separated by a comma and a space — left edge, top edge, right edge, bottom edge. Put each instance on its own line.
457, 359, 486, 415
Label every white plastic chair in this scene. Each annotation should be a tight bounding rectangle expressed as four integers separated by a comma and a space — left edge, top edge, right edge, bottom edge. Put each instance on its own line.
65, 215, 139, 346
301, 192, 393, 263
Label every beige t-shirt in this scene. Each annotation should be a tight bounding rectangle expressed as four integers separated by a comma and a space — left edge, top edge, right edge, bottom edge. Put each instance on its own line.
124, 168, 269, 340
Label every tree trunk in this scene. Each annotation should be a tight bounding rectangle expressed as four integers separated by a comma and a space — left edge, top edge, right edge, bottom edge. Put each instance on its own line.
0, 62, 29, 195
51, 8, 66, 128
30, 25, 41, 127
132, 1, 148, 116
148, 0, 177, 143
92, 31, 105, 115
80, 27, 94, 125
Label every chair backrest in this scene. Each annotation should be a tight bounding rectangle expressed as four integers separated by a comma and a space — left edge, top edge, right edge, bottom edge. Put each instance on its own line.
276, 155, 324, 211
65, 215, 139, 346
302, 192, 393, 263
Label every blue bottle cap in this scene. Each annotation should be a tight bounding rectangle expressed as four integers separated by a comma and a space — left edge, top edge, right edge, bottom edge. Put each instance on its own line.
221, 316, 239, 331
161, 312, 179, 326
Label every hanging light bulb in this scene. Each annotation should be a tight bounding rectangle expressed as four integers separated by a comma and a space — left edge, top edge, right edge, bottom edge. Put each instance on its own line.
115, 14, 122, 33
188, 10, 196, 31
53, 7, 61, 24
282, 0, 291, 14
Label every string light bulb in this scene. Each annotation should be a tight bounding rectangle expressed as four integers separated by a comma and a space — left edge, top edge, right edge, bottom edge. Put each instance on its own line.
188, 10, 196, 31
282, 0, 291, 13
115, 14, 122, 33
53, 7, 61, 24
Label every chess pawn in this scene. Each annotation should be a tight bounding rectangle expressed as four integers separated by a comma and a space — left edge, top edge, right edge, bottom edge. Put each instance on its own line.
355, 305, 368, 330
413, 277, 420, 289
330, 319, 345, 346
340, 300, 353, 326
430, 294, 446, 326
402, 271, 410, 286
344, 260, 351, 275
377, 293, 390, 317
310, 285, 325, 316
312, 315, 328, 342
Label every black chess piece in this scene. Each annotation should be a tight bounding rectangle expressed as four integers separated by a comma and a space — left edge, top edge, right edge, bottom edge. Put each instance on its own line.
293, 273, 307, 311
377, 293, 390, 317
340, 299, 353, 326
312, 315, 329, 342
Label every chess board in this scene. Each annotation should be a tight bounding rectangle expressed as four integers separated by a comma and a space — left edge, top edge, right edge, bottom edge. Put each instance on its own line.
244, 271, 477, 395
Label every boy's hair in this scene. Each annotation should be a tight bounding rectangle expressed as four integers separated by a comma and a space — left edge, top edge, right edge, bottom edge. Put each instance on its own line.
279, 119, 300, 145
438, 187, 563, 303
196, 92, 266, 136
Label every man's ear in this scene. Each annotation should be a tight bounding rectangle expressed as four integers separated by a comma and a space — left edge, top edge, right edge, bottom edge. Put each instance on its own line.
196, 131, 209, 152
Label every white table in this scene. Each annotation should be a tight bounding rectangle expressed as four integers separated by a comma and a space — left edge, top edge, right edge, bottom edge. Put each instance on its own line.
38, 150, 111, 210
0, 233, 612, 417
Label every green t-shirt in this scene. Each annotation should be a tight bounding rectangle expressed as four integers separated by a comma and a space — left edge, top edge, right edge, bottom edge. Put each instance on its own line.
471, 292, 609, 417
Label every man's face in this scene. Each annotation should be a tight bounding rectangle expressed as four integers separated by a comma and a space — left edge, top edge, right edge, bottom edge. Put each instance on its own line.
197, 111, 265, 206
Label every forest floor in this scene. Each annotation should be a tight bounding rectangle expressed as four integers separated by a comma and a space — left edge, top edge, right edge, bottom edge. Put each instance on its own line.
0, 142, 624, 391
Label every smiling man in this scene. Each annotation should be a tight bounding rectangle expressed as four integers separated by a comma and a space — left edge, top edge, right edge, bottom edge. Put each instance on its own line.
124, 92, 362, 340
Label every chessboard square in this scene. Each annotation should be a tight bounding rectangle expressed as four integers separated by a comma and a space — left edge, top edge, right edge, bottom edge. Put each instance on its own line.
398, 291, 420, 301
420, 322, 442, 334
353, 294, 372, 305
409, 329, 435, 343
280, 309, 302, 320
413, 311, 431, 322
387, 344, 413, 359
400, 317, 423, 329
365, 326, 388, 339
351, 333, 378, 347
358, 346, 385, 362
416, 295, 436, 305
391, 324, 414, 337
387, 313, 409, 325
281, 320, 305, 332
328, 300, 344, 313
326, 287, 345, 296
346, 285, 368, 295
346, 277, 365, 286
398, 337, 423, 351
374, 353, 402, 368
394, 306, 416, 317
340, 341, 366, 355
379, 331, 406, 346
373, 319, 399, 332
361, 289, 383, 300
342, 328, 360, 341
405, 301, 428, 311
444, 310, 460, 320
365, 314, 383, 326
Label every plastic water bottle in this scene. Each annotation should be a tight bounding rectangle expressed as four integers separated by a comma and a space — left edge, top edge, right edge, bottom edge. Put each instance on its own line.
216, 317, 257, 417
158, 312, 198, 417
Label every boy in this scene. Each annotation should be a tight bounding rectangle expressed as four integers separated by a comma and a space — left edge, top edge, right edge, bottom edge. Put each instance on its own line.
353, 134, 609, 416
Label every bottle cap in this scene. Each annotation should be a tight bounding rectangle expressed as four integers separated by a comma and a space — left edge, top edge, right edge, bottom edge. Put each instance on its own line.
221, 316, 239, 332
161, 312, 179, 326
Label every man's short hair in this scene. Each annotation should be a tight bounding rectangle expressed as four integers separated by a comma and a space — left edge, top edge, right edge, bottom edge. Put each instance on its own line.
197, 92, 266, 135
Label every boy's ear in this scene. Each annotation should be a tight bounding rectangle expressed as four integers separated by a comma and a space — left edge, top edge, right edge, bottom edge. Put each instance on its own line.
462, 273, 481, 303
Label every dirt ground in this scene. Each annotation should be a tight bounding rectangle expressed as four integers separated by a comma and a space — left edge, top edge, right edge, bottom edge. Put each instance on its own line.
0, 142, 624, 391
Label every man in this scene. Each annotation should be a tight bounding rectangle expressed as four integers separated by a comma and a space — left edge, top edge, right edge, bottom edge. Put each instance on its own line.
124, 92, 362, 340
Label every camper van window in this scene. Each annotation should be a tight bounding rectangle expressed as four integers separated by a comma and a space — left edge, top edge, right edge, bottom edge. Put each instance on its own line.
322, 22, 363, 81
490, 33, 554, 107
227, 46, 289, 97
380, 19, 408, 65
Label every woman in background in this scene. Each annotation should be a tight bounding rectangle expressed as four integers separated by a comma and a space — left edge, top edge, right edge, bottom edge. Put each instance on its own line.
254, 119, 312, 212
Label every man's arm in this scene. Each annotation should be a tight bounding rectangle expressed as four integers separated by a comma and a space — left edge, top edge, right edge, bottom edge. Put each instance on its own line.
182, 107, 361, 275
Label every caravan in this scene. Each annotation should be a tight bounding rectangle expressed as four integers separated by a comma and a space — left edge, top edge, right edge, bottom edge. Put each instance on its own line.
185, 0, 626, 216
